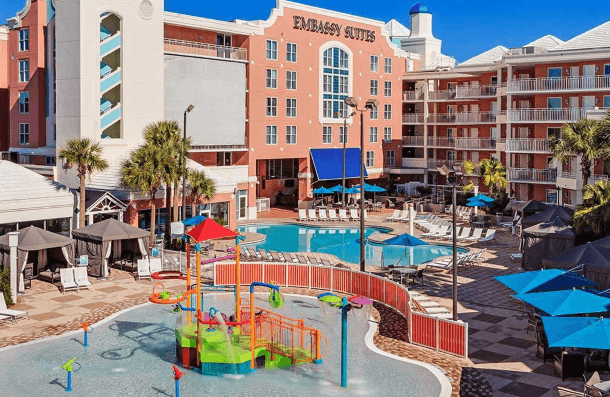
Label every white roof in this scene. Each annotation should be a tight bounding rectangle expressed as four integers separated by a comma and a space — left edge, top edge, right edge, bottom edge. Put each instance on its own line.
385, 19, 410, 38
459, 45, 508, 66
552, 21, 610, 51
525, 35, 563, 50
0, 161, 75, 224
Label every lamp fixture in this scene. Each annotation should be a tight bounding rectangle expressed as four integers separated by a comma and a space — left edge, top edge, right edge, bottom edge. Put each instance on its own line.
185, 104, 195, 113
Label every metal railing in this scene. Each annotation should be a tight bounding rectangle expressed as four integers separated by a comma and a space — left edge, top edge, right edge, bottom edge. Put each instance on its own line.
428, 90, 455, 101
455, 85, 498, 98
427, 159, 457, 169
507, 108, 589, 122
402, 113, 425, 124
427, 137, 455, 147
256, 198, 270, 212
164, 38, 248, 61
560, 170, 577, 179
506, 138, 551, 153
454, 138, 496, 149
508, 75, 610, 93
402, 90, 423, 101
402, 136, 425, 146
589, 175, 609, 184
507, 167, 557, 183
427, 112, 500, 124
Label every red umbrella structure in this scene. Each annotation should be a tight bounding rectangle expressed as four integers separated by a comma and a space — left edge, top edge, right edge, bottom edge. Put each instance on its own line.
186, 217, 238, 242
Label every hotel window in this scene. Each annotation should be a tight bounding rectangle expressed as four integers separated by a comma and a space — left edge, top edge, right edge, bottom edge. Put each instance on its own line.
547, 97, 561, 109
19, 28, 29, 51
266, 69, 277, 88
366, 151, 375, 167
384, 81, 392, 97
266, 40, 277, 60
384, 58, 392, 74
53, 125, 56, 141
546, 189, 558, 204
19, 123, 29, 145
370, 80, 378, 96
45, 156, 56, 166
286, 98, 297, 117
286, 71, 297, 90
286, 43, 297, 62
322, 47, 350, 119
370, 106, 378, 120
370, 127, 378, 143
370, 56, 378, 72
217, 152, 232, 166
386, 150, 395, 167
266, 126, 277, 144
19, 59, 29, 82
605, 64, 610, 76
322, 126, 332, 144
548, 67, 562, 79
604, 96, 610, 108
265, 158, 299, 180
286, 125, 297, 144
384, 104, 392, 120
447, 151, 455, 162
266, 97, 277, 117
19, 91, 29, 114
339, 126, 348, 144
383, 127, 392, 142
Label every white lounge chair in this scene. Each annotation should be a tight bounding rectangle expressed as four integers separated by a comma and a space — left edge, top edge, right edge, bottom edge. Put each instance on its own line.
338, 209, 349, 221
298, 209, 307, 222
420, 225, 440, 238
425, 225, 449, 239
308, 209, 318, 221
328, 209, 339, 221
318, 209, 329, 221
149, 258, 162, 275
479, 229, 496, 244
464, 228, 483, 242
456, 227, 472, 241
350, 209, 360, 221
386, 210, 400, 221
440, 227, 461, 241
137, 259, 151, 281
401, 210, 416, 223
73, 267, 92, 291
0, 292, 28, 322
363, 210, 370, 221
395, 210, 409, 222
60, 268, 79, 294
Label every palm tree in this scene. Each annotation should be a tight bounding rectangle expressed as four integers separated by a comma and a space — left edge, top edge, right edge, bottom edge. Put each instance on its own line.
120, 144, 165, 243
478, 158, 507, 195
550, 119, 609, 187
574, 180, 610, 236
188, 170, 216, 216
58, 138, 109, 228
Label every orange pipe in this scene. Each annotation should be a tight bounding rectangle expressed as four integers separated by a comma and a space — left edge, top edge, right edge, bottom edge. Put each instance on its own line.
315, 330, 321, 361
186, 243, 191, 325
250, 291, 255, 369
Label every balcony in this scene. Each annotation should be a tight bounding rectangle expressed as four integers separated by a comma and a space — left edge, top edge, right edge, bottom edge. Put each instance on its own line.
454, 138, 496, 150
401, 158, 427, 168
164, 38, 247, 61
508, 75, 610, 93
427, 159, 457, 169
428, 90, 456, 101
427, 112, 501, 124
507, 167, 557, 184
427, 137, 455, 147
100, 68, 121, 93
402, 113, 425, 124
455, 85, 498, 98
506, 138, 551, 153
507, 108, 590, 123
101, 103, 121, 129
402, 90, 423, 101
402, 136, 425, 146
100, 32, 121, 57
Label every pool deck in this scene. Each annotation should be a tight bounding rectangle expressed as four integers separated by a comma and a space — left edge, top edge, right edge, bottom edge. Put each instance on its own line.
0, 207, 601, 397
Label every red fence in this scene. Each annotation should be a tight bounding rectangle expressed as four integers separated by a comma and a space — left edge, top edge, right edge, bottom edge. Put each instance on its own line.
213, 262, 468, 358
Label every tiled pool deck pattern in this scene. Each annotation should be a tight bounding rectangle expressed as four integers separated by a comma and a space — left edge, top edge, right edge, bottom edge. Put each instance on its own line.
0, 207, 601, 396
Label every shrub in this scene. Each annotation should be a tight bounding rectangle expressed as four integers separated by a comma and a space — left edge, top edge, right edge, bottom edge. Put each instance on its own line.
0, 269, 12, 306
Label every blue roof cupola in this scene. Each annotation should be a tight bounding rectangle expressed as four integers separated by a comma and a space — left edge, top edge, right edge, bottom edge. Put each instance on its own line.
409, 3, 431, 15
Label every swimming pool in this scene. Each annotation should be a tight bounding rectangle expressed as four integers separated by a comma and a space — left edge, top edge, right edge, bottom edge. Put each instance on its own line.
0, 295, 447, 396
238, 224, 467, 266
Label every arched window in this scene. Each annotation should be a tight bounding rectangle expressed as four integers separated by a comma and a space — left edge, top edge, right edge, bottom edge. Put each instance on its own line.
321, 47, 350, 119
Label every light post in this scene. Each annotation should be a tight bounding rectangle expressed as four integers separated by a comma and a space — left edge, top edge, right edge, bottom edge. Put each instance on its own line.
335, 111, 357, 208
344, 97, 379, 272
182, 104, 194, 221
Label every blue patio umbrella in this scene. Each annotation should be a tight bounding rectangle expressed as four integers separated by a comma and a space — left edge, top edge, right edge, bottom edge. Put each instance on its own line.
329, 185, 344, 193
313, 187, 333, 194
542, 316, 610, 349
517, 289, 610, 316
182, 215, 207, 227
466, 199, 493, 207
495, 269, 596, 295
467, 194, 495, 203
344, 187, 360, 194
384, 233, 428, 247
354, 183, 387, 193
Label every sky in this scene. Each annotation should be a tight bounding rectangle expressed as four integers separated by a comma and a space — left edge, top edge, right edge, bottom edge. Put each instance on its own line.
1, 0, 609, 62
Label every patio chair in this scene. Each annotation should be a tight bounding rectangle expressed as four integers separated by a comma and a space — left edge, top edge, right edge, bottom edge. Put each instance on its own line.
536, 330, 562, 363
338, 209, 349, 221
554, 350, 586, 381
420, 225, 440, 238
318, 209, 329, 221
440, 227, 461, 241
509, 253, 522, 262
427, 225, 450, 240
149, 258, 162, 275
296, 255, 309, 264
60, 268, 79, 294
308, 256, 322, 266
328, 209, 339, 221
0, 292, 28, 322
409, 264, 427, 285
400, 210, 415, 223
464, 228, 483, 242
321, 259, 332, 266
298, 209, 308, 222
395, 210, 409, 222
350, 209, 360, 221
386, 210, 400, 221
470, 249, 486, 266
137, 259, 151, 281
585, 351, 610, 374
584, 371, 603, 397
283, 252, 298, 263
308, 209, 318, 221
456, 227, 472, 241
247, 248, 262, 260
258, 249, 273, 261
269, 251, 284, 262
478, 229, 496, 244
73, 267, 92, 291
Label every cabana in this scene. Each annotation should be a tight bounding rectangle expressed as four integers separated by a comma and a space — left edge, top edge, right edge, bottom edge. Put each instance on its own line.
521, 206, 573, 228
72, 219, 149, 278
0, 226, 75, 288
521, 218, 575, 270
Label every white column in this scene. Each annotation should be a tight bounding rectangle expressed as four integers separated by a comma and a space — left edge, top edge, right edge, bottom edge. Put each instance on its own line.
409, 204, 415, 236
8, 232, 19, 304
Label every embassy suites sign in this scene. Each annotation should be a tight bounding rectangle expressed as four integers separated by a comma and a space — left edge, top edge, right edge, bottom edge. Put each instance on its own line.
292, 15, 376, 43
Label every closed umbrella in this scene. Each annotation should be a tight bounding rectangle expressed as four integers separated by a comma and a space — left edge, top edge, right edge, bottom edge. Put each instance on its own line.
543, 316, 610, 349
495, 269, 596, 295
517, 289, 610, 316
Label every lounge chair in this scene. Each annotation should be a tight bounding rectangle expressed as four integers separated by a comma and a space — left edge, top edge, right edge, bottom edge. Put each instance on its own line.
583, 371, 602, 397
408, 264, 427, 285
73, 267, 92, 291
363, 210, 370, 221
269, 251, 284, 262
464, 228, 483, 242
308, 209, 318, 221
386, 210, 400, 221
425, 225, 449, 239
328, 209, 339, 221
455, 227, 472, 241
470, 249, 486, 266
510, 253, 522, 261
440, 227, 461, 241
338, 209, 349, 221
247, 248, 262, 260
395, 210, 409, 222
137, 259, 151, 281
479, 229, 496, 244
0, 292, 28, 322
258, 249, 273, 261
350, 209, 360, 221
60, 268, 80, 293
321, 259, 332, 266
149, 258, 162, 275
318, 209, 329, 221
420, 225, 440, 238
296, 255, 309, 264
283, 252, 298, 263
298, 209, 308, 222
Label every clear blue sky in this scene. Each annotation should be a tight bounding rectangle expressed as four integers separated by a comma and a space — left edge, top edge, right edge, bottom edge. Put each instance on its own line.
1, 0, 609, 62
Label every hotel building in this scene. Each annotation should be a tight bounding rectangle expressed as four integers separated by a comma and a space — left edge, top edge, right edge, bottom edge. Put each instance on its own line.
0, 0, 609, 232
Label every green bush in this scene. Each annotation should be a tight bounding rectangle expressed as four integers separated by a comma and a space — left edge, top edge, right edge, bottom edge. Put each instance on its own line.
0, 269, 12, 306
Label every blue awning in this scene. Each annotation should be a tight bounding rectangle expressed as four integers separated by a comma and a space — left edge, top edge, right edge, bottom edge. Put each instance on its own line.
310, 148, 367, 181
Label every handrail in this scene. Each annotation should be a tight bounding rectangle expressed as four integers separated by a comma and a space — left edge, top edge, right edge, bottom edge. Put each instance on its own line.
508, 75, 610, 93
164, 38, 247, 61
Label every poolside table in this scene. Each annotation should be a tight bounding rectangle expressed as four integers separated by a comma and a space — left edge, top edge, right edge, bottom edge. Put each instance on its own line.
390, 267, 417, 284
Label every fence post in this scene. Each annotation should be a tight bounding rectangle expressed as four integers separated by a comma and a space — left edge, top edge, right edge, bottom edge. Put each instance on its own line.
286, 264, 289, 287
330, 267, 333, 292
464, 321, 469, 358
435, 318, 440, 351
308, 265, 311, 289
408, 297, 412, 343
262, 263, 265, 284
213, 263, 216, 286
367, 273, 370, 297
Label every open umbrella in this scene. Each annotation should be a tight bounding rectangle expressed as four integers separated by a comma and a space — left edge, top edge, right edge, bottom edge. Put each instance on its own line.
329, 185, 344, 193
467, 199, 493, 207
495, 269, 596, 295
313, 187, 333, 194
542, 316, 610, 349
467, 194, 495, 203
182, 215, 207, 227
186, 217, 238, 243
517, 289, 610, 316
384, 233, 428, 247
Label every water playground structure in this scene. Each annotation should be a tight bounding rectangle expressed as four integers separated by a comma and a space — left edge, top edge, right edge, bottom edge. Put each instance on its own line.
148, 218, 326, 376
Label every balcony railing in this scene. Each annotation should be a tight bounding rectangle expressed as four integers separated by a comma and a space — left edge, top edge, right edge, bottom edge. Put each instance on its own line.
589, 175, 609, 184
506, 138, 551, 153
507, 167, 557, 184
401, 158, 427, 168
508, 75, 610, 93
402, 113, 425, 124
428, 90, 455, 101
402, 136, 425, 146
455, 85, 498, 98
454, 138, 496, 149
402, 90, 423, 101
507, 108, 590, 122
164, 38, 248, 61
427, 112, 500, 124
427, 137, 455, 147
560, 170, 577, 179
427, 159, 457, 169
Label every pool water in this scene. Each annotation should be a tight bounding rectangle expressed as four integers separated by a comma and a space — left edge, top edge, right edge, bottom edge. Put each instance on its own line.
238, 224, 467, 266
0, 295, 444, 396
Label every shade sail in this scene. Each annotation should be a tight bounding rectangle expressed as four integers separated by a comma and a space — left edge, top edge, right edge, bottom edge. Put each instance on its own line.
517, 289, 610, 316
0, 226, 74, 251
467, 194, 495, 203
186, 218, 238, 243
182, 215, 207, 227
312, 187, 334, 194
495, 269, 596, 295
72, 218, 149, 242
543, 317, 610, 349
310, 148, 367, 181
384, 234, 428, 247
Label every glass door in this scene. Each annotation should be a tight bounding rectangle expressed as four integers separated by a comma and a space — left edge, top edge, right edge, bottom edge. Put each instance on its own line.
237, 190, 247, 220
